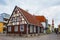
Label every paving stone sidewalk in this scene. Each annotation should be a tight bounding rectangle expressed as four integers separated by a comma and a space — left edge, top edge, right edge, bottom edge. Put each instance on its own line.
0, 33, 60, 40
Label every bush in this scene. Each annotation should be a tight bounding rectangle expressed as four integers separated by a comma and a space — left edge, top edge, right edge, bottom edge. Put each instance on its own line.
46, 29, 51, 34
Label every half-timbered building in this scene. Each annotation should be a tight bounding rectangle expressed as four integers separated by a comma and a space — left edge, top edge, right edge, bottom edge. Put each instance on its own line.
7, 6, 42, 35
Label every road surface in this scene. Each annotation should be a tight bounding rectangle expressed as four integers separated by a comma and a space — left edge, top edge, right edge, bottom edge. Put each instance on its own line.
0, 33, 60, 40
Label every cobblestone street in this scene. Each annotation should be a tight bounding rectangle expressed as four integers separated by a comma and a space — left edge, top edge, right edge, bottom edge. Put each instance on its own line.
0, 33, 60, 40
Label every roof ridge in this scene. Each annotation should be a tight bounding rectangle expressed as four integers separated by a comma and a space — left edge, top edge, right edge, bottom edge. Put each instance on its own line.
15, 6, 41, 26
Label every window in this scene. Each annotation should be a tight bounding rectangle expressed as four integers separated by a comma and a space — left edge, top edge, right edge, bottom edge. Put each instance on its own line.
16, 16, 20, 21
20, 25, 24, 32
12, 17, 17, 22
30, 25, 33, 33
8, 26, 11, 32
14, 26, 18, 32
12, 17, 15, 22
34, 27, 36, 32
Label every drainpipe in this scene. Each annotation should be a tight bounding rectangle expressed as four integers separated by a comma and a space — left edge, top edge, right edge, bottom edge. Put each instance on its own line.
38, 27, 39, 34
27, 24, 28, 34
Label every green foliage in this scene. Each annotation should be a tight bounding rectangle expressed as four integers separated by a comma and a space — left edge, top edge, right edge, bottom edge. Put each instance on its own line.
46, 29, 51, 34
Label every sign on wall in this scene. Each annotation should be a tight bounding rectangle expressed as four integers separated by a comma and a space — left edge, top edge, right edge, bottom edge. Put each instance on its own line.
20, 25, 24, 32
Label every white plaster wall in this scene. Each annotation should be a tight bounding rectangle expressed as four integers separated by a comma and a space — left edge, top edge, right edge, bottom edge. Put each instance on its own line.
41, 22, 46, 28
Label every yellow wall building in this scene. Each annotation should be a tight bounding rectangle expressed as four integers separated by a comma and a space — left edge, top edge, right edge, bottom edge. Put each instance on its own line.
0, 22, 4, 33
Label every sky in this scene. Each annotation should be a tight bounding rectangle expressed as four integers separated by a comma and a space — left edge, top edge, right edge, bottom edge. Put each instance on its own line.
0, 0, 60, 28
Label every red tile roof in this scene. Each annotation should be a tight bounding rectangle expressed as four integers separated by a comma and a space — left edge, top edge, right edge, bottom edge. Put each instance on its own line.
14, 6, 41, 27
35, 16, 46, 22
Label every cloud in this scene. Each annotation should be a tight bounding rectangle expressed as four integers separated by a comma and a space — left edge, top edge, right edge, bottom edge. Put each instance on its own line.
38, 5, 60, 27
0, 0, 60, 28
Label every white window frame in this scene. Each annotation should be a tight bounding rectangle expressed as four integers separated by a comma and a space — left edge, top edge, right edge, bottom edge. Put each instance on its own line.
14, 26, 18, 32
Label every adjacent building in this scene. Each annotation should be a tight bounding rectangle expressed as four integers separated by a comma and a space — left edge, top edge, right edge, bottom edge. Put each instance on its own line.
0, 13, 10, 33
58, 24, 60, 33
35, 16, 48, 33
7, 6, 43, 35
0, 16, 4, 33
